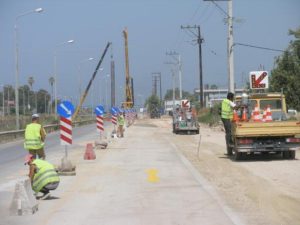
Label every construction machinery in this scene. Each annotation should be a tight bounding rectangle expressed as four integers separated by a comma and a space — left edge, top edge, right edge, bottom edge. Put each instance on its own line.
122, 28, 134, 108
72, 42, 111, 121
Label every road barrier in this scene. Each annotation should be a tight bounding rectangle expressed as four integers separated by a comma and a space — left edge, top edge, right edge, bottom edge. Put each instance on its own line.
9, 178, 38, 216
0, 119, 96, 144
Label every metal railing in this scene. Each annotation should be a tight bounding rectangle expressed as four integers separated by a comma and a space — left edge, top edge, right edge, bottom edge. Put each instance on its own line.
0, 119, 96, 144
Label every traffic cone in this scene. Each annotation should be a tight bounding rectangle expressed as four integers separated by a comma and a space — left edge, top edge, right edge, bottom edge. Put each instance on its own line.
84, 143, 96, 160
242, 107, 247, 121
265, 105, 273, 122
252, 104, 261, 122
232, 109, 239, 122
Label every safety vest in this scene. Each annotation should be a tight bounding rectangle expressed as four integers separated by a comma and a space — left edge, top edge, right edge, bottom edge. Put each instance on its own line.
117, 115, 125, 126
32, 159, 60, 193
221, 99, 233, 120
24, 123, 44, 150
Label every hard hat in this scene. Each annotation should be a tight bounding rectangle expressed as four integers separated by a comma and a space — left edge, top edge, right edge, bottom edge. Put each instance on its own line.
32, 113, 40, 119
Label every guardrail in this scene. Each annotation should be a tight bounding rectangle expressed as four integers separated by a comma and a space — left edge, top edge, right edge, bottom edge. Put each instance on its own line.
0, 119, 96, 144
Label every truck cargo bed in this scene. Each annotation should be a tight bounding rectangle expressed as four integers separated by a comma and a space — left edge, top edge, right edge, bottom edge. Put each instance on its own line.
233, 121, 300, 137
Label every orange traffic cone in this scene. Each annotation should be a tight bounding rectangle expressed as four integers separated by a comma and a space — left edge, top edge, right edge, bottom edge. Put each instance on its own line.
241, 107, 247, 121
232, 109, 239, 122
252, 104, 261, 122
84, 143, 96, 160
265, 105, 273, 122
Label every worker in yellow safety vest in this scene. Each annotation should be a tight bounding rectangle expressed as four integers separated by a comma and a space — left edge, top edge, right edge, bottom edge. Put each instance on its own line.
117, 112, 125, 138
221, 92, 239, 156
25, 154, 60, 200
24, 114, 46, 159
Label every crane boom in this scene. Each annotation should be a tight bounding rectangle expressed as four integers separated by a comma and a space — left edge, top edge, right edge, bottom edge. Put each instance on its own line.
72, 42, 111, 120
123, 28, 133, 108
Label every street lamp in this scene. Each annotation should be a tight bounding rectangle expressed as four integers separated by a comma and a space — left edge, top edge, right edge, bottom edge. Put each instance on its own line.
104, 74, 110, 110
0, 85, 4, 118
15, 7, 43, 129
54, 39, 74, 116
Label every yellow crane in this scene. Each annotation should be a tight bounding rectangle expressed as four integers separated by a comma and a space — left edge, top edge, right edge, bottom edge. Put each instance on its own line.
72, 42, 111, 120
123, 28, 133, 108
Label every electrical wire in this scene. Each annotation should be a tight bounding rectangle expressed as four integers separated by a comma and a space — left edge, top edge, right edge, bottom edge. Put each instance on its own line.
234, 43, 284, 52
211, 1, 229, 18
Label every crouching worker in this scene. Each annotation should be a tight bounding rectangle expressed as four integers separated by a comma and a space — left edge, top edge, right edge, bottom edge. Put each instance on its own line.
25, 154, 60, 200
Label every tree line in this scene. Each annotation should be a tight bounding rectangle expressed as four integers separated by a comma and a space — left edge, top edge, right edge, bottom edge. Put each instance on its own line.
0, 84, 52, 115
270, 27, 300, 110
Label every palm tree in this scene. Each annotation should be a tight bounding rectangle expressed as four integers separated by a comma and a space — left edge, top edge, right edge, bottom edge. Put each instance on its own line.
49, 77, 55, 114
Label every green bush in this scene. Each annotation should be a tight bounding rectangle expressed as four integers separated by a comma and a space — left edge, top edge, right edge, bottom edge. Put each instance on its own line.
197, 104, 221, 126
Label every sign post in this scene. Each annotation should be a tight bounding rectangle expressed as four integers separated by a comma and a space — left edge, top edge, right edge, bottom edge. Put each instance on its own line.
95, 105, 104, 140
111, 106, 119, 137
57, 101, 75, 169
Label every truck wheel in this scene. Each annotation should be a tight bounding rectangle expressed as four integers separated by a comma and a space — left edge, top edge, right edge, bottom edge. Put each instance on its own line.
282, 151, 290, 159
289, 151, 296, 159
227, 146, 233, 156
234, 151, 242, 161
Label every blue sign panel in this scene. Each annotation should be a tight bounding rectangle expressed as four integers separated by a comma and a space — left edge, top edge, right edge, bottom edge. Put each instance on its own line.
57, 101, 75, 118
95, 105, 104, 116
110, 106, 119, 115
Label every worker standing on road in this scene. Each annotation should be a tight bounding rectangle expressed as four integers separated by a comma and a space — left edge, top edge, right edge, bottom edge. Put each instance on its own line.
25, 154, 60, 200
221, 92, 239, 156
117, 112, 125, 138
24, 114, 47, 159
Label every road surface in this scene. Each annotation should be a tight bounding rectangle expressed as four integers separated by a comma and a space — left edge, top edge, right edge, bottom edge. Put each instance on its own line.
0, 116, 299, 225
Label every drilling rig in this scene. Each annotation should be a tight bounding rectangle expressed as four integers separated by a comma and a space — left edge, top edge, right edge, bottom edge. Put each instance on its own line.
123, 28, 134, 108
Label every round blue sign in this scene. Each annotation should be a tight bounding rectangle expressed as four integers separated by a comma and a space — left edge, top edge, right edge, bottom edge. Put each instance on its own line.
57, 101, 75, 118
95, 105, 104, 116
110, 106, 119, 115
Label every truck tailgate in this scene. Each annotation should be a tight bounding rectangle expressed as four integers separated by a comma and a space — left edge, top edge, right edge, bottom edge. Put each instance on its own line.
233, 121, 300, 137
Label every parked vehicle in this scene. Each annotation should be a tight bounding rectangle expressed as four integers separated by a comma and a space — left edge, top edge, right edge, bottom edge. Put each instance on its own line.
172, 106, 199, 135
231, 93, 300, 160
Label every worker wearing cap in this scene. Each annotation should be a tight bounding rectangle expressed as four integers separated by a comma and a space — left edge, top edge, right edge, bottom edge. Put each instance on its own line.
221, 92, 239, 155
25, 154, 59, 200
24, 114, 47, 159
117, 112, 125, 138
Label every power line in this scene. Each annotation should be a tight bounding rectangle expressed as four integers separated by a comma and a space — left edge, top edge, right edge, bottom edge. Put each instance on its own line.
211, 1, 229, 17
233, 43, 284, 52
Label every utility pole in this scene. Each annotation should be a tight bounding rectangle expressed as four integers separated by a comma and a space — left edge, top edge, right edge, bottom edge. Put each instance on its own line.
227, 0, 234, 93
152, 72, 162, 102
203, 0, 234, 93
166, 51, 182, 99
171, 69, 176, 112
181, 25, 204, 108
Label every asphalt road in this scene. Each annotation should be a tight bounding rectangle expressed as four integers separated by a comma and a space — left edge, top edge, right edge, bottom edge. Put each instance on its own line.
0, 122, 110, 189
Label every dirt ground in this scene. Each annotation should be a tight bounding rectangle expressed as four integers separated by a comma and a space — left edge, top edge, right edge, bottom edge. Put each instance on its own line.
148, 116, 300, 225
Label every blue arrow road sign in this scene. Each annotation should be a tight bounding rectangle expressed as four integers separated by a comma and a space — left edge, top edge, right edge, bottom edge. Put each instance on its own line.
57, 101, 75, 118
111, 106, 119, 115
95, 105, 104, 116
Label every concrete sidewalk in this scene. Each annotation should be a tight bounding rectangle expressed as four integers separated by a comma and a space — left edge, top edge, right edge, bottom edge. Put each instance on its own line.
1, 119, 241, 225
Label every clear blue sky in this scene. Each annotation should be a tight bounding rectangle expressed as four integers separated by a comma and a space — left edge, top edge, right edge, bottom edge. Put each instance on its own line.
0, 0, 299, 107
